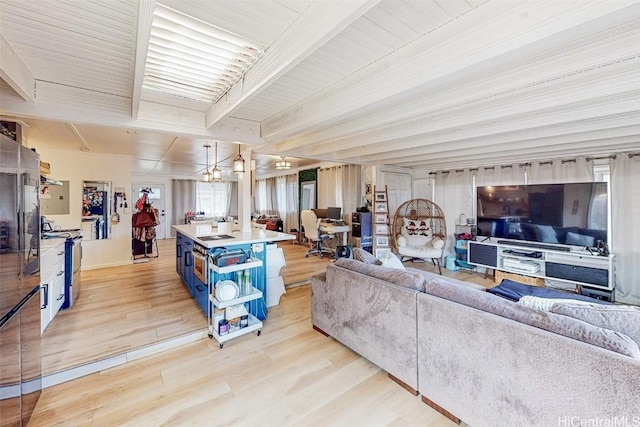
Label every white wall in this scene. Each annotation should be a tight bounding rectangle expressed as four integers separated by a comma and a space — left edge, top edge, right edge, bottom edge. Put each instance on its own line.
32, 147, 133, 270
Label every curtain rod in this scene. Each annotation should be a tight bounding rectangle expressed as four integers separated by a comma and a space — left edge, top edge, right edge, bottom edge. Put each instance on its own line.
585, 154, 616, 162
629, 153, 640, 158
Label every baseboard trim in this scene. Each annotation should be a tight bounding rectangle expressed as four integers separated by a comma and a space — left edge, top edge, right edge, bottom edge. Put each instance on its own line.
312, 324, 329, 337
421, 395, 460, 424
387, 373, 418, 396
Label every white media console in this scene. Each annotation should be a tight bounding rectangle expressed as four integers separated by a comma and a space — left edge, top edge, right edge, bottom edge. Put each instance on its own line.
468, 240, 614, 292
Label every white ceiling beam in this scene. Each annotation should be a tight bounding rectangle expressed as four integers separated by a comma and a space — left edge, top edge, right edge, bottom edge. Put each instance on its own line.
0, 33, 35, 103
284, 42, 640, 155
321, 88, 640, 160
1, 80, 262, 144
131, 0, 156, 119
265, 0, 640, 145
391, 136, 640, 171
203, 0, 381, 128
355, 122, 640, 165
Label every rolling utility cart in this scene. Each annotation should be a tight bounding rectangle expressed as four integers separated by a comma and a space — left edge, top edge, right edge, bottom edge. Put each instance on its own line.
208, 258, 264, 349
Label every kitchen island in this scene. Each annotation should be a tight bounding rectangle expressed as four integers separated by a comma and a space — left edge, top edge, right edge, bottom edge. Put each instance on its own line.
172, 224, 294, 318
173, 224, 294, 347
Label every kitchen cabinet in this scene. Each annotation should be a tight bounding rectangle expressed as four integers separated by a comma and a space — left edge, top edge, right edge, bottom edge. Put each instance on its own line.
176, 234, 194, 295
40, 240, 66, 333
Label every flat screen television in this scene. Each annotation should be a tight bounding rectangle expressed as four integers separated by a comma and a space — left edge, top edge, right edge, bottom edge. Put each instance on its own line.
476, 182, 608, 248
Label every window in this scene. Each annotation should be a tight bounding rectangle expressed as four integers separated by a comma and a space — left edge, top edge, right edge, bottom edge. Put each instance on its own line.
196, 181, 230, 217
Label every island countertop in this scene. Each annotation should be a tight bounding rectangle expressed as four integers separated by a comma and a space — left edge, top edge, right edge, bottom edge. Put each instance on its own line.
172, 224, 295, 248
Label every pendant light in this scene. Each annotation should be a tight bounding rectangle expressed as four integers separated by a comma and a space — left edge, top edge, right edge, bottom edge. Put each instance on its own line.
212, 141, 222, 181
202, 144, 213, 182
275, 156, 292, 170
233, 144, 245, 174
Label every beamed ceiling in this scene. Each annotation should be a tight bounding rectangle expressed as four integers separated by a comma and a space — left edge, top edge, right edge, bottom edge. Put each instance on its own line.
1, 0, 639, 178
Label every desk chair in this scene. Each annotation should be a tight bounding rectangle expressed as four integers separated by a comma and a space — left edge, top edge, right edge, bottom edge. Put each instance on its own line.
301, 210, 334, 258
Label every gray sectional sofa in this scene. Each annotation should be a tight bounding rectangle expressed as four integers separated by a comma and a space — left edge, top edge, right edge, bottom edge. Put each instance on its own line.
311, 257, 640, 426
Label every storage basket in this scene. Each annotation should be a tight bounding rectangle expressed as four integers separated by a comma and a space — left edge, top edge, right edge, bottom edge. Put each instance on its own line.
495, 270, 545, 287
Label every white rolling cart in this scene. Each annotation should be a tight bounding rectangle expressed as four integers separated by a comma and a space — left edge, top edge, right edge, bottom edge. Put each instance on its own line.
208, 258, 263, 349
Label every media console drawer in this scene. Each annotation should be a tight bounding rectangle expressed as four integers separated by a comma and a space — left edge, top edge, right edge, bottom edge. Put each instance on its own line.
545, 262, 609, 287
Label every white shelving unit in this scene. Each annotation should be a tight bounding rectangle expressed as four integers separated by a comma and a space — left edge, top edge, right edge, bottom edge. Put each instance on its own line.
207, 258, 264, 349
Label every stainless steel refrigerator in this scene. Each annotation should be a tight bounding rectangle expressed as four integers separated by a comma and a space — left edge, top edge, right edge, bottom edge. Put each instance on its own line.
0, 133, 42, 426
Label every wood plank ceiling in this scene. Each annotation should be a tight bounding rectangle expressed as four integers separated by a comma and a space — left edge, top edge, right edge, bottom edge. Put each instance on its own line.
0, 0, 639, 176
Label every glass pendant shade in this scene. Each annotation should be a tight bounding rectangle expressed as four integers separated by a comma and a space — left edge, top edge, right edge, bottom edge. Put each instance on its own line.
275, 157, 292, 170
202, 144, 213, 182
212, 142, 222, 181
233, 144, 245, 174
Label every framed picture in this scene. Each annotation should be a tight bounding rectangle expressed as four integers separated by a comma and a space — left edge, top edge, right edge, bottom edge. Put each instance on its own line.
365, 183, 372, 195
375, 203, 387, 213
375, 248, 390, 260
375, 192, 386, 202
375, 224, 389, 234
376, 236, 389, 246
375, 214, 387, 223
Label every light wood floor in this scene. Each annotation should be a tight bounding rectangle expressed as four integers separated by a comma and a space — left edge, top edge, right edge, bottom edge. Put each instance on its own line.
33, 241, 492, 426
30, 281, 460, 426
41, 239, 331, 375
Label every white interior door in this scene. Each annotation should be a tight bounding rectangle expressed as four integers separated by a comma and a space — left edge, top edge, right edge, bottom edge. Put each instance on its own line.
383, 172, 412, 217
132, 183, 166, 239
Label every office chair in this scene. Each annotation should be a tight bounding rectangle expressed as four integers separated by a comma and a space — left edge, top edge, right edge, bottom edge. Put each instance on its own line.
301, 210, 334, 258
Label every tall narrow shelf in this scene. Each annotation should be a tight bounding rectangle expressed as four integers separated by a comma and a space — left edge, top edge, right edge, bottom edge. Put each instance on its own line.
372, 186, 391, 259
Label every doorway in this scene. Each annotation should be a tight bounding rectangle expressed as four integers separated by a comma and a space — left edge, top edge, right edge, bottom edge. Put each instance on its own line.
132, 183, 167, 239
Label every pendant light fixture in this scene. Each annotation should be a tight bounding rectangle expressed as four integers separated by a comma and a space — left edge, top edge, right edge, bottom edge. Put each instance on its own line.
275, 156, 292, 170
202, 144, 213, 182
212, 141, 222, 181
233, 144, 245, 174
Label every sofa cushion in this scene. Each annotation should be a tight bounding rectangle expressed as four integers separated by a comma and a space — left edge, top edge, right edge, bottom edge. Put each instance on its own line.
551, 302, 640, 347
335, 257, 425, 292
425, 277, 640, 358
353, 247, 381, 265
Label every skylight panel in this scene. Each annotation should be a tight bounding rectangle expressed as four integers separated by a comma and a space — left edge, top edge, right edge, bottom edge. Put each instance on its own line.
142, 3, 263, 103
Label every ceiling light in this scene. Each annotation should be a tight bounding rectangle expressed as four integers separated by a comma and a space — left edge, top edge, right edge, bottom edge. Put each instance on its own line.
212, 141, 222, 181
275, 157, 292, 170
202, 144, 212, 182
233, 145, 245, 174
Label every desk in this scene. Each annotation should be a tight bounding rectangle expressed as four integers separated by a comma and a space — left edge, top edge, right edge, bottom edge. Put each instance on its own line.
320, 222, 350, 245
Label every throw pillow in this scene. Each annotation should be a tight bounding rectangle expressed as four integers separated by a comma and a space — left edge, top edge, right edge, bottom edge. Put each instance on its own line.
431, 237, 444, 249
397, 235, 407, 247
381, 251, 405, 270
551, 302, 640, 347
565, 231, 595, 247
535, 225, 559, 243
401, 218, 432, 246
518, 295, 593, 312
353, 247, 382, 265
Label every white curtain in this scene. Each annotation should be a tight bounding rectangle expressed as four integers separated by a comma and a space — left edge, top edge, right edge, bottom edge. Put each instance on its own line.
318, 166, 340, 208
226, 181, 238, 217
171, 179, 196, 235
340, 165, 361, 223
528, 156, 594, 184
284, 174, 299, 232
611, 154, 640, 305
475, 163, 525, 187
318, 164, 361, 223
195, 181, 231, 218
255, 177, 277, 215
433, 169, 473, 257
